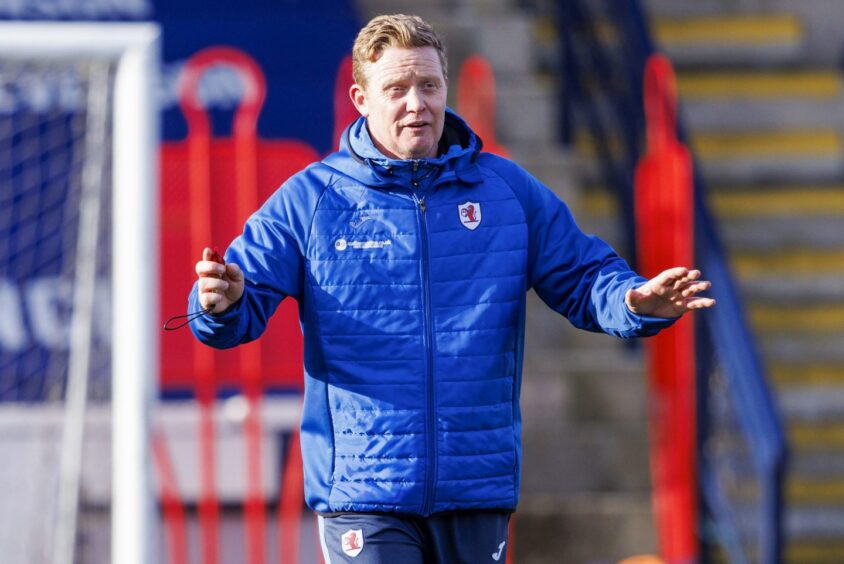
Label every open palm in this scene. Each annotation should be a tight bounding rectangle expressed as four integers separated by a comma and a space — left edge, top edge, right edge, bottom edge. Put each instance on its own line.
625, 267, 715, 318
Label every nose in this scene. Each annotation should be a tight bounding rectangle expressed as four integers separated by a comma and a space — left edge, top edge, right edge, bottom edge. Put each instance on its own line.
406, 87, 425, 113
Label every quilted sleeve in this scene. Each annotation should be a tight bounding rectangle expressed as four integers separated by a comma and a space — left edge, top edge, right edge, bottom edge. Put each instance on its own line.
188, 166, 326, 348
485, 155, 675, 338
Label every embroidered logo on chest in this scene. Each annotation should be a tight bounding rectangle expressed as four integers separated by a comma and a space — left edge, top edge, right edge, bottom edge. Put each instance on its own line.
458, 201, 482, 230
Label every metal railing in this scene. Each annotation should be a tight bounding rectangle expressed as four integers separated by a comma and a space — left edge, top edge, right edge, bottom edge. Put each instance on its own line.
555, 1, 787, 561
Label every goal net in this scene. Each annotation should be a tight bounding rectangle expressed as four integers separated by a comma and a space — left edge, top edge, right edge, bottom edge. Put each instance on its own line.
0, 23, 160, 564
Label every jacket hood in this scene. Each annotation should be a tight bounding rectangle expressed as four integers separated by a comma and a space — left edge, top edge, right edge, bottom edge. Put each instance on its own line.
323, 108, 484, 187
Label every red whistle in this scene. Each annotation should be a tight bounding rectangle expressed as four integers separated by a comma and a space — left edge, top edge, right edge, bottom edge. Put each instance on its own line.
209, 246, 225, 265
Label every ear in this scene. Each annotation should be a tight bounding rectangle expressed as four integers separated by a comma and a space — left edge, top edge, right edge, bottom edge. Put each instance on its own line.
349, 83, 369, 117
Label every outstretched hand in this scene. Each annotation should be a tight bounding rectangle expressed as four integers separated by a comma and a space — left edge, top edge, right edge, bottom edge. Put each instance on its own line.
625, 267, 715, 319
196, 247, 245, 314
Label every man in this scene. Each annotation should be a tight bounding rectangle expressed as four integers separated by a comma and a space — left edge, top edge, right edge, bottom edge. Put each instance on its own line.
189, 14, 714, 563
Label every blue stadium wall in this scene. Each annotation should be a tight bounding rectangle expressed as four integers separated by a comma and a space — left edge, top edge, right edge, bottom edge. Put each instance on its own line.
1, 0, 360, 149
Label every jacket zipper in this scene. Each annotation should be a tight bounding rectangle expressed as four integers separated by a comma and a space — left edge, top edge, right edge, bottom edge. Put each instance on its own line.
412, 189, 437, 515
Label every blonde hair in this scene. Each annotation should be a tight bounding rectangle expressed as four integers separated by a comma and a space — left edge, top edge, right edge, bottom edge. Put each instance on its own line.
352, 14, 447, 87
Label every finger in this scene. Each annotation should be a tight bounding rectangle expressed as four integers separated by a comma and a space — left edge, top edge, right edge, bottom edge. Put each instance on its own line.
686, 297, 716, 309
199, 278, 230, 294
680, 280, 711, 297
196, 260, 225, 278
203, 247, 214, 261
200, 293, 224, 311
199, 284, 221, 304
658, 266, 690, 287
226, 262, 244, 281
672, 269, 700, 291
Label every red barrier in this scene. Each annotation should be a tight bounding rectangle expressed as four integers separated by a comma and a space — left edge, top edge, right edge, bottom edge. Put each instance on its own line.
180, 47, 269, 564
152, 430, 189, 564
457, 55, 509, 158
160, 46, 317, 564
634, 54, 697, 562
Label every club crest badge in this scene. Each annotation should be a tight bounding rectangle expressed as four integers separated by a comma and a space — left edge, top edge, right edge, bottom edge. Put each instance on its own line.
341, 528, 364, 558
458, 201, 482, 230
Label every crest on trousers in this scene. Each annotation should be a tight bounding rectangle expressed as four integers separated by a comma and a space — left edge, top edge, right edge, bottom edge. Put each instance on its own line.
458, 201, 482, 230
341, 529, 364, 557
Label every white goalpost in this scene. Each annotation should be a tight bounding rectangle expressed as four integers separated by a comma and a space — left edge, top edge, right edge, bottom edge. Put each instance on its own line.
0, 22, 160, 564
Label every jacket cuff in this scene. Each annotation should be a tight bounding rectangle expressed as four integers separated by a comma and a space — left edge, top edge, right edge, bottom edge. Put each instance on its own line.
619, 276, 679, 337
630, 312, 679, 337
188, 283, 248, 342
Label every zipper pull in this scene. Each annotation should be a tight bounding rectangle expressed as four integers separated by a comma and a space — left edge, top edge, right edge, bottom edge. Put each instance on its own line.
412, 160, 419, 172
419, 198, 427, 213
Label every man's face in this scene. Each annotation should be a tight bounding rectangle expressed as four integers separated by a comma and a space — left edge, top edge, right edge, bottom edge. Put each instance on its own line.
350, 46, 447, 160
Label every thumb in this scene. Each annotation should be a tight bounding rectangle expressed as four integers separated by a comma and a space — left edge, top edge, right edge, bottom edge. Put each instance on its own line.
202, 247, 214, 261
226, 262, 244, 281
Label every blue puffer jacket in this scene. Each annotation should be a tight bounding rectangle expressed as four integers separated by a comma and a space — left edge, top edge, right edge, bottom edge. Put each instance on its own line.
189, 109, 674, 516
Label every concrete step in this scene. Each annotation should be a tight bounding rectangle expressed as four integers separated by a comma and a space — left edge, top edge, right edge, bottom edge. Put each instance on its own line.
474, 14, 537, 75
771, 364, 844, 387
685, 97, 844, 131
694, 128, 844, 183
767, 507, 844, 551
496, 76, 559, 145
709, 185, 844, 217
789, 448, 844, 478
584, 183, 844, 219
576, 127, 844, 184
678, 70, 844, 130
515, 493, 656, 564
777, 386, 844, 424
719, 216, 844, 252
509, 144, 579, 201
644, 0, 778, 18
785, 539, 844, 564
762, 334, 844, 364
581, 186, 844, 255
768, 0, 844, 65
652, 13, 806, 67
790, 421, 844, 451
740, 275, 844, 304
521, 365, 647, 429
522, 422, 651, 495
749, 304, 844, 335
677, 69, 842, 100
733, 249, 844, 277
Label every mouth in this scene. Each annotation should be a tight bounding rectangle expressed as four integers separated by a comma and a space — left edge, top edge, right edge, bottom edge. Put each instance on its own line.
403, 122, 429, 129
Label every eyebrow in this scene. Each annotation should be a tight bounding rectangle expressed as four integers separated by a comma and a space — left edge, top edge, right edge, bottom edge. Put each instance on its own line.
382, 73, 442, 88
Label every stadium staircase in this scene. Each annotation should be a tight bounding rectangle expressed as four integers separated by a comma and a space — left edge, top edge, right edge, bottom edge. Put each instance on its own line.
354, 1, 660, 561
578, 0, 844, 561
